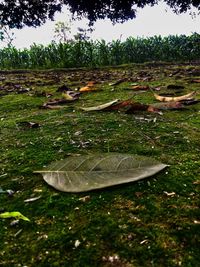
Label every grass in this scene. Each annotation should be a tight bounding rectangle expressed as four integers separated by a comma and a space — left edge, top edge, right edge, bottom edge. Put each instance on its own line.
0, 62, 200, 267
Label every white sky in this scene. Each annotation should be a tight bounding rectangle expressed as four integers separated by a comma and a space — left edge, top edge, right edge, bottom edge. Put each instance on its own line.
1, 1, 200, 49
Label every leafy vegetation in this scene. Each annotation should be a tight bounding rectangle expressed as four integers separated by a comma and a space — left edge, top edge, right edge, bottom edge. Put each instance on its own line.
0, 33, 200, 69
0, 0, 199, 28
0, 62, 199, 266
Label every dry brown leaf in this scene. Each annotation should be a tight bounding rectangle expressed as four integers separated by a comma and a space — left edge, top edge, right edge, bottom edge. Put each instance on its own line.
80, 85, 100, 92
105, 100, 134, 111
79, 86, 94, 92
79, 81, 99, 92
193, 180, 200, 185
152, 101, 184, 110
126, 103, 159, 114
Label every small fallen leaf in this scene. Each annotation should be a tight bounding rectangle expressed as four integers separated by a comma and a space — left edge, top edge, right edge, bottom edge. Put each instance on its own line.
128, 85, 150, 91
74, 240, 81, 248
79, 81, 99, 92
24, 196, 41, 203
81, 99, 119, 111
193, 180, 200, 185
140, 239, 148, 245
0, 211, 30, 221
62, 91, 80, 101
14, 229, 23, 237
164, 191, 176, 197
79, 86, 98, 92
79, 196, 90, 202
109, 78, 127, 86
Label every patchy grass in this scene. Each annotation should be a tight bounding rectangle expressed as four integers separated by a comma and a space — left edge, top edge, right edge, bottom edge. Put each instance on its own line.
0, 63, 200, 267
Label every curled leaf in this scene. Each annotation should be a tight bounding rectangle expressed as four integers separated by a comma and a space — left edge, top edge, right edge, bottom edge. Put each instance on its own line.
154, 91, 196, 102
35, 153, 168, 192
81, 99, 119, 111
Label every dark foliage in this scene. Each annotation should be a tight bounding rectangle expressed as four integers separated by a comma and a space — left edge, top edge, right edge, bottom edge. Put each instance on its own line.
0, 0, 199, 28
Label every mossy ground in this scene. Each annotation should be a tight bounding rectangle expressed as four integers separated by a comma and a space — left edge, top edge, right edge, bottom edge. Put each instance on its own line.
0, 63, 199, 267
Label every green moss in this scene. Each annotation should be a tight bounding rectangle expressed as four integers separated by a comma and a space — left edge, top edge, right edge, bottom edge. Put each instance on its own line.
0, 63, 200, 267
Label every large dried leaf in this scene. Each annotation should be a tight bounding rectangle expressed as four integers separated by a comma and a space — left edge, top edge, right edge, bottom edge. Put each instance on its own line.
35, 153, 168, 192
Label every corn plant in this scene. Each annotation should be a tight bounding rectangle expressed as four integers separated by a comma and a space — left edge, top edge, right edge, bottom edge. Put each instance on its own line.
0, 33, 199, 69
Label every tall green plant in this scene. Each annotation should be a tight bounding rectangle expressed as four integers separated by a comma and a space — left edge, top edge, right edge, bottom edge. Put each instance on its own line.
0, 33, 199, 69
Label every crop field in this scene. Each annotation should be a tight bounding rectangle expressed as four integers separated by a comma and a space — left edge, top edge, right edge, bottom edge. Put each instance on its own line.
0, 34, 199, 69
0, 62, 200, 266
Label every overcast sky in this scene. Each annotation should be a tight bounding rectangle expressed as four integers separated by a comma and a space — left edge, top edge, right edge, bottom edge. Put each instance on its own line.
1, 1, 199, 49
